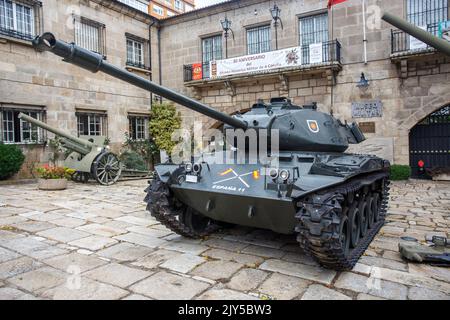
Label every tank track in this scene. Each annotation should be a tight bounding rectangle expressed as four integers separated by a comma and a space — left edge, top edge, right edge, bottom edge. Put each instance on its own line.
144, 175, 220, 239
295, 171, 390, 270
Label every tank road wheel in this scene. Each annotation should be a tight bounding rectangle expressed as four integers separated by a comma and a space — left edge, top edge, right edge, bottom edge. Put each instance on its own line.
92, 152, 122, 186
144, 175, 220, 239
367, 195, 376, 229
295, 172, 390, 271
348, 202, 361, 248
339, 208, 351, 256
359, 197, 370, 238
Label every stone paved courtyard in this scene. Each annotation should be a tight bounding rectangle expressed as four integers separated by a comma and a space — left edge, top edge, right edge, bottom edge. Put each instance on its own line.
0, 179, 449, 300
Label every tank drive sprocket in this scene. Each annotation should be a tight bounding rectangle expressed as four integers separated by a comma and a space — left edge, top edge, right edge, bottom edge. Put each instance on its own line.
144, 176, 221, 239
295, 172, 390, 270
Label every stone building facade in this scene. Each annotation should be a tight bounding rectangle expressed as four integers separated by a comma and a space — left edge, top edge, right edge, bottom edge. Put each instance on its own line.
159, 0, 450, 175
0, 0, 159, 176
1, 0, 449, 178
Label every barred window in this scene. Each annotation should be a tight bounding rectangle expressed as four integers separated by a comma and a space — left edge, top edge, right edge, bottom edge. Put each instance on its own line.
0, 0, 35, 40
128, 115, 149, 140
74, 17, 106, 56
407, 0, 448, 26
77, 112, 107, 136
0, 105, 45, 144
299, 13, 328, 46
202, 35, 222, 78
247, 25, 271, 55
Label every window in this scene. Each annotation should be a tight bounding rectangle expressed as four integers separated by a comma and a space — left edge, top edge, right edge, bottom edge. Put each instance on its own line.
407, 0, 447, 34
167, 10, 175, 17
117, 0, 149, 13
126, 38, 144, 68
202, 35, 222, 78
128, 115, 149, 140
77, 112, 107, 136
299, 13, 328, 47
0, 106, 44, 144
152, 4, 163, 16
174, 0, 183, 11
74, 17, 106, 56
247, 25, 271, 55
0, 0, 35, 40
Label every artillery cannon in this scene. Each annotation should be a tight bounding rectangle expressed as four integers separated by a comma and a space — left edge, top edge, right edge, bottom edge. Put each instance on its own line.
18, 113, 122, 185
31, 32, 390, 271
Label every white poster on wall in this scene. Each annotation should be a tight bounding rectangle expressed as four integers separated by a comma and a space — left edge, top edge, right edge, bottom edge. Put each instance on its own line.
409, 26, 428, 50
309, 43, 323, 64
210, 46, 302, 78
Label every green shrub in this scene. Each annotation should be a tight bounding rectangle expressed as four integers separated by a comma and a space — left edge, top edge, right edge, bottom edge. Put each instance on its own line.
120, 150, 147, 171
390, 164, 411, 181
0, 144, 26, 180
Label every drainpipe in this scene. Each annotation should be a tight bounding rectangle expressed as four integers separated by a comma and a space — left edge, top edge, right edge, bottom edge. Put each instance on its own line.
157, 24, 162, 104
149, 20, 155, 105
362, 0, 368, 64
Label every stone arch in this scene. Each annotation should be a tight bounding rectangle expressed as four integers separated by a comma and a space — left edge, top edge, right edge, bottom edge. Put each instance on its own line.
400, 92, 450, 131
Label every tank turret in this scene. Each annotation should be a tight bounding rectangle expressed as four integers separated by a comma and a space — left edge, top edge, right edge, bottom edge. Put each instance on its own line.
32, 33, 365, 153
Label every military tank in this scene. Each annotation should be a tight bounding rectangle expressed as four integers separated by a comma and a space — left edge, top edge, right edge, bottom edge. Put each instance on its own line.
32, 32, 390, 270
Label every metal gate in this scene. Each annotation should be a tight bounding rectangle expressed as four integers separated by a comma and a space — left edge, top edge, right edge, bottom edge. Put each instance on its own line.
409, 105, 450, 178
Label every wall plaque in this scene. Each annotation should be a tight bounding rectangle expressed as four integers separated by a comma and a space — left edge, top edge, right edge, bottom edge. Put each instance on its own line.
351, 100, 383, 118
358, 121, 376, 133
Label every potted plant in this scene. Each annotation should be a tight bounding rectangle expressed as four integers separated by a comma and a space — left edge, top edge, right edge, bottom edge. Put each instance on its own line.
36, 164, 75, 190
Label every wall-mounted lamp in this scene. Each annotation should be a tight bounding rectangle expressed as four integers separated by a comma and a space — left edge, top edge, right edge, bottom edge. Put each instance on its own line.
357, 72, 369, 88
270, 4, 283, 50
220, 16, 234, 58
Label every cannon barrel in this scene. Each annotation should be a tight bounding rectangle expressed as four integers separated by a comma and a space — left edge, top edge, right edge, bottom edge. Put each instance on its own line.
32, 33, 248, 130
18, 112, 94, 151
382, 12, 450, 57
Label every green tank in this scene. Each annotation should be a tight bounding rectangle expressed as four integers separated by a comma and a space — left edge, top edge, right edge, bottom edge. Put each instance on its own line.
32, 32, 390, 270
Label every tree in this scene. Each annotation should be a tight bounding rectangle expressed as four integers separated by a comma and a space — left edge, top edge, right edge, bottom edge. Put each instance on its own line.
149, 102, 182, 155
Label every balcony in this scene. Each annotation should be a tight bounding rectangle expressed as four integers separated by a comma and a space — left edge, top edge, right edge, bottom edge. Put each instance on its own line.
183, 40, 342, 85
390, 23, 439, 59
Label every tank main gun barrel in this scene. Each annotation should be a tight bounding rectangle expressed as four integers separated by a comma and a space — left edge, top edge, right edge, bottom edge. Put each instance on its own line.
382, 12, 450, 57
18, 112, 94, 151
32, 33, 248, 130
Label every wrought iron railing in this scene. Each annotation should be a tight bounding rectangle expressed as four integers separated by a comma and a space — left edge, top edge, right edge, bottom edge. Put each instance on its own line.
183, 40, 341, 82
126, 60, 150, 70
0, 27, 34, 41
391, 22, 440, 54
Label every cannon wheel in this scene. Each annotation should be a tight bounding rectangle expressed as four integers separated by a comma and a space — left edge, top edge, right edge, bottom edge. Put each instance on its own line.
92, 152, 122, 186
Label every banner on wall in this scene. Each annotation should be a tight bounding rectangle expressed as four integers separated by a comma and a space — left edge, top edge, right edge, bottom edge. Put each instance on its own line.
309, 43, 323, 64
210, 46, 302, 78
192, 63, 203, 80
439, 20, 450, 41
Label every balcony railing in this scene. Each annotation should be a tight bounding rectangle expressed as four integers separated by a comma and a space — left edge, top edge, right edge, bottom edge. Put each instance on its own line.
0, 27, 34, 41
183, 40, 342, 82
126, 60, 150, 71
391, 22, 440, 55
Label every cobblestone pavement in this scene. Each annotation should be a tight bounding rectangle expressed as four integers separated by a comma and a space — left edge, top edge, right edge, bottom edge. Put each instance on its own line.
0, 179, 449, 300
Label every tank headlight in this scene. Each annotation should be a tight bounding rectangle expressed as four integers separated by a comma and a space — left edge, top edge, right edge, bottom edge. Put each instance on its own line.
269, 168, 279, 179
193, 163, 202, 174
279, 169, 290, 181
185, 163, 193, 173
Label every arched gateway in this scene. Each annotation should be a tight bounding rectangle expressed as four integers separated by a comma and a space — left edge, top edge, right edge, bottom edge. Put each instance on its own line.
409, 105, 450, 178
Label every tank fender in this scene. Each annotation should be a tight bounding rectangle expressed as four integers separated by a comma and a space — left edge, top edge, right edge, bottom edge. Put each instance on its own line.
154, 164, 180, 183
